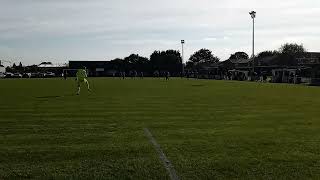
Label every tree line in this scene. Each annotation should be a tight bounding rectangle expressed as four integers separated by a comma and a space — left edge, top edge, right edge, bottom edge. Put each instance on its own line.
108, 43, 307, 74
5, 43, 306, 75
108, 50, 183, 75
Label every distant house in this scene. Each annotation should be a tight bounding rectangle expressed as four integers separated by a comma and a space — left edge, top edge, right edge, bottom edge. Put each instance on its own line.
38, 62, 67, 68
234, 58, 253, 69
229, 52, 320, 84
69, 61, 114, 77
296, 52, 320, 65
219, 52, 320, 71
198, 52, 320, 81
38, 62, 67, 75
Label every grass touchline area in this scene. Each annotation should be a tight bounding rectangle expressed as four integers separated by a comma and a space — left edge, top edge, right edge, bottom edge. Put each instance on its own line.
0, 78, 320, 179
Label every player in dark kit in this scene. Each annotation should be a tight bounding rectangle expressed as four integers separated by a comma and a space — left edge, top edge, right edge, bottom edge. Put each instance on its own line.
165, 71, 170, 81
63, 70, 68, 80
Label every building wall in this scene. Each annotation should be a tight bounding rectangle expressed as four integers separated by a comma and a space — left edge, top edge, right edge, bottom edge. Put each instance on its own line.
69, 61, 113, 77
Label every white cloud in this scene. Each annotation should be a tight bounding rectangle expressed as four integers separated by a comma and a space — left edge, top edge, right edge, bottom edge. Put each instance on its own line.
203, 37, 217, 41
0, 0, 320, 64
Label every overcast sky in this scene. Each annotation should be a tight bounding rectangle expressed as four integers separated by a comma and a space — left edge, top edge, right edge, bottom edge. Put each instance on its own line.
0, 0, 320, 65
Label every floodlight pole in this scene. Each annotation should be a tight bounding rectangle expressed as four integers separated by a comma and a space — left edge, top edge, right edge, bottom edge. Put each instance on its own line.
252, 16, 255, 73
181, 40, 185, 77
249, 11, 256, 74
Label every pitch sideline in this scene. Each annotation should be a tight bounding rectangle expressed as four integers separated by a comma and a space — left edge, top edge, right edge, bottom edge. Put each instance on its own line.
143, 128, 180, 180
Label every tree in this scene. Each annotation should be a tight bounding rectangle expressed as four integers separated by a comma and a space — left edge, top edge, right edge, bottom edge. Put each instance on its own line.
17, 62, 24, 72
124, 54, 149, 72
186, 61, 195, 70
110, 58, 125, 71
256, 50, 279, 59
276, 43, 307, 66
279, 43, 306, 57
229, 52, 249, 60
189, 49, 220, 64
26, 65, 39, 73
6, 66, 12, 73
150, 50, 182, 74
135, 56, 149, 72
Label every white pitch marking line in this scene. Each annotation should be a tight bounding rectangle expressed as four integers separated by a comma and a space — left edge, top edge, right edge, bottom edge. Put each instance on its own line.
144, 128, 180, 180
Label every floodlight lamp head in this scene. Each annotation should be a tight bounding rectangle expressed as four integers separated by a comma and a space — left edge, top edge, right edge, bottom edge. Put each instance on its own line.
249, 11, 256, 19
181, 40, 185, 44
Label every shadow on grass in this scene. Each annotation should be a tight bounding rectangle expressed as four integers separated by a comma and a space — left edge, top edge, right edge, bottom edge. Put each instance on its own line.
36, 94, 75, 99
191, 84, 205, 87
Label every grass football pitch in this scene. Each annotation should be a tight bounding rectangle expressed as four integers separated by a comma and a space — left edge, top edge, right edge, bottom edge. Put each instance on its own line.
1, 78, 320, 179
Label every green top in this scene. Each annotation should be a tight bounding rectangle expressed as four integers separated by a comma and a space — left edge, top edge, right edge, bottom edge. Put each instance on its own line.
76, 69, 87, 81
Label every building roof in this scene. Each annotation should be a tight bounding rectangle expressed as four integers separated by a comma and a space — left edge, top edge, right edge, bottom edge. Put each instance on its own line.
228, 52, 320, 66
38, 62, 67, 68
258, 53, 320, 66
198, 62, 220, 70
304, 52, 320, 58
258, 56, 278, 65
224, 58, 252, 64
228, 59, 239, 63
69, 60, 113, 69
236, 58, 252, 64
296, 52, 320, 65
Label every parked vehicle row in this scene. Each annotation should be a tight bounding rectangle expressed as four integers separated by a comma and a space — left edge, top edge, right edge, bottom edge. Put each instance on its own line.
0, 72, 57, 78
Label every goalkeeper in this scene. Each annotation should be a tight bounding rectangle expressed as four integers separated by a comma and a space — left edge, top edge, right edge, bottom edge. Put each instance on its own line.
76, 67, 91, 95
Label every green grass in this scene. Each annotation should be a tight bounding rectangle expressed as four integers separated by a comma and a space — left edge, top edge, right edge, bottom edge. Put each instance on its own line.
1, 78, 320, 179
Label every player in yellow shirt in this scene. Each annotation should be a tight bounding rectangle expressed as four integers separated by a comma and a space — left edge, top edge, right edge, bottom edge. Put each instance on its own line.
76, 67, 91, 95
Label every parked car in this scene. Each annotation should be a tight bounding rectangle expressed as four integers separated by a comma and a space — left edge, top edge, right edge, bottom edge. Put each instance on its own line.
44, 72, 55, 78
13, 73, 22, 78
5, 72, 14, 78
